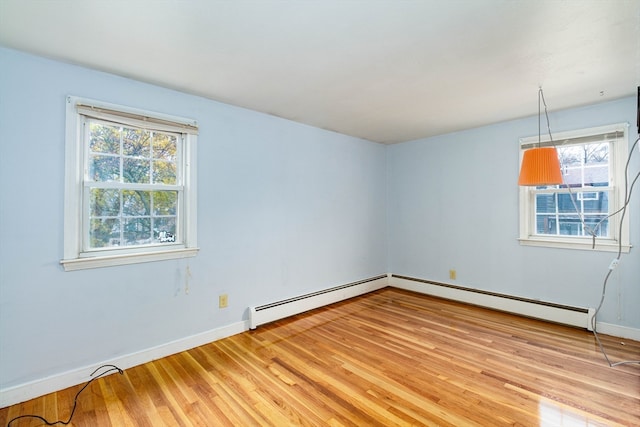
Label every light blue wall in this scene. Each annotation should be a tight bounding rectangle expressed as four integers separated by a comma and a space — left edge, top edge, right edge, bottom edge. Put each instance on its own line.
0, 48, 387, 389
388, 96, 640, 329
1, 46, 638, 393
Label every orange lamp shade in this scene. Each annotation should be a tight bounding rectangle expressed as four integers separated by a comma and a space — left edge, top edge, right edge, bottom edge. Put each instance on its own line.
518, 147, 563, 186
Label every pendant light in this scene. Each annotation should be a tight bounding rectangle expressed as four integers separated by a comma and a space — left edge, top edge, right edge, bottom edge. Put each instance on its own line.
518, 88, 563, 186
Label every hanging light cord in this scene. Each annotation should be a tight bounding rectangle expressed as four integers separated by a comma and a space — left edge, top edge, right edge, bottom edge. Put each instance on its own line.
6, 365, 124, 427
540, 88, 639, 244
588, 138, 640, 248
540, 88, 639, 366
590, 135, 640, 367
539, 88, 591, 234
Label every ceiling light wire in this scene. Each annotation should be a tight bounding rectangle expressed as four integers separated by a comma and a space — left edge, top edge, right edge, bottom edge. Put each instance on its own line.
590, 135, 640, 367
536, 88, 638, 366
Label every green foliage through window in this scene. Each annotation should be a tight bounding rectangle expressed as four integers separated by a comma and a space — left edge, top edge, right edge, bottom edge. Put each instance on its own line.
86, 120, 180, 249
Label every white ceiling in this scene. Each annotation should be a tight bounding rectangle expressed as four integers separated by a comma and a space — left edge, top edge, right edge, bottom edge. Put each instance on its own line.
1, 0, 638, 144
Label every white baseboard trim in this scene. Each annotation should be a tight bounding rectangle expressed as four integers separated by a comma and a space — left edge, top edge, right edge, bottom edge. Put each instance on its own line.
390, 275, 594, 330
249, 275, 388, 329
4, 276, 637, 408
595, 321, 640, 341
0, 320, 248, 408
1, 275, 388, 409
390, 275, 640, 340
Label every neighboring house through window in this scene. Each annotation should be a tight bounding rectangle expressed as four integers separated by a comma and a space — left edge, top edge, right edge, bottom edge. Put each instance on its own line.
519, 123, 631, 252
62, 96, 198, 271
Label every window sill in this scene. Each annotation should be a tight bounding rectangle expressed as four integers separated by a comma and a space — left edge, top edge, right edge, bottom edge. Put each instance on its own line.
60, 247, 199, 271
518, 237, 631, 253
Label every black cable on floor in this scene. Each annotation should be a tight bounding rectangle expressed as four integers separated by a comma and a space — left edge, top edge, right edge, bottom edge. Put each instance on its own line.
6, 364, 124, 427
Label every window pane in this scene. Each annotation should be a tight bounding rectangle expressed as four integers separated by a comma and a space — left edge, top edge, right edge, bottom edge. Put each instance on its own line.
583, 191, 608, 213
534, 189, 610, 237
90, 154, 120, 182
535, 194, 556, 213
154, 217, 177, 243
122, 190, 150, 216
536, 215, 556, 234
153, 191, 177, 215
558, 142, 609, 187
123, 218, 151, 246
122, 127, 150, 157
584, 216, 609, 237
89, 122, 120, 154
152, 160, 177, 184
585, 163, 608, 187
558, 145, 583, 169
153, 133, 177, 161
87, 190, 181, 248
90, 189, 120, 216
557, 193, 577, 213
585, 143, 608, 165
557, 215, 582, 235
90, 218, 120, 248
123, 158, 150, 183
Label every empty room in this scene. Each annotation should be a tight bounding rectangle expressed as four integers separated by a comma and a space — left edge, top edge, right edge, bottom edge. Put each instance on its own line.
0, 1, 638, 426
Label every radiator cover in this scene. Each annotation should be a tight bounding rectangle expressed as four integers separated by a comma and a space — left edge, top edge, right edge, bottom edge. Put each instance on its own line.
390, 275, 595, 330
249, 275, 388, 329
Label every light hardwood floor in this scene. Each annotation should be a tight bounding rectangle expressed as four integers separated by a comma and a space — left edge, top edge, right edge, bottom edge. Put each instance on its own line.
2, 288, 639, 426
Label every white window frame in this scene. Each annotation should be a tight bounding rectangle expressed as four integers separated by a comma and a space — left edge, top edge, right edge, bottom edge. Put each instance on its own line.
61, 96, 199, 271
518, 123, 631, 253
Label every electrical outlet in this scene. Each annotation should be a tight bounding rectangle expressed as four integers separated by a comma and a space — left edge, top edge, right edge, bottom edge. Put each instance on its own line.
449, 269, 456, 280
219, 294, 228, 308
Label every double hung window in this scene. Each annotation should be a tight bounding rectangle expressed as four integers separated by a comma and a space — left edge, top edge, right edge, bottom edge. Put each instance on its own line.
519, 124, 631, 252
62, 96, 199, 270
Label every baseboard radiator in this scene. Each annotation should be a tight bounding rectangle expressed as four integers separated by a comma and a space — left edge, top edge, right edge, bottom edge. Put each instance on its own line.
390, 275, 595, 330
249, 274, 388, 329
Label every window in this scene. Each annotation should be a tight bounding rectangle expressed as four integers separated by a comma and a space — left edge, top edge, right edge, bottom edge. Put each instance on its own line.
519, 123, 631, 252
62, 96, 198, 271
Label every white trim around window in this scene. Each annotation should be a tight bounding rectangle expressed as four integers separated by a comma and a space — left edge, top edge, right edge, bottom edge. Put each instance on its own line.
61, 96, 199, 271
518, 123, 631, 253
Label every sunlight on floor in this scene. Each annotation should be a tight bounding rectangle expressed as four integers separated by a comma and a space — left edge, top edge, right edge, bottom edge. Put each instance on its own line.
539, 399, 606, 427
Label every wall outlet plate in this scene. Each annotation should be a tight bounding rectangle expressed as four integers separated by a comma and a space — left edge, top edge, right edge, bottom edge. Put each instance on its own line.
219, 294, 228, 308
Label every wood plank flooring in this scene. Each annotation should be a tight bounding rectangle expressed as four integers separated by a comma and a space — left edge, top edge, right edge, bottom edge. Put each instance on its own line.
2, 288, 639, 426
